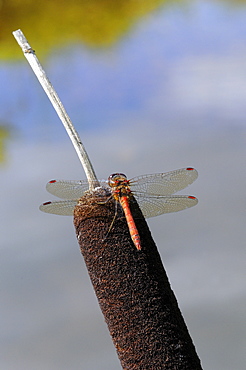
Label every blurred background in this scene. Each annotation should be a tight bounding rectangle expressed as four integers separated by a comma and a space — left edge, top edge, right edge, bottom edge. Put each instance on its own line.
1, 0, 246, 369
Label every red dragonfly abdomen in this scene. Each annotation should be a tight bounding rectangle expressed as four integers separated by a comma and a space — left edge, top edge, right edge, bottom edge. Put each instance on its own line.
120, 195, 141, 251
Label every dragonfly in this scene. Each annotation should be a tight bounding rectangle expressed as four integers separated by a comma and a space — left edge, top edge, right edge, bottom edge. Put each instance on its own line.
40, 167, 198, 251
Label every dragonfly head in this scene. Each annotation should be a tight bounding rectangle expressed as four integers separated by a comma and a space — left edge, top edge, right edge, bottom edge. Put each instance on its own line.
108, 173, 128, 187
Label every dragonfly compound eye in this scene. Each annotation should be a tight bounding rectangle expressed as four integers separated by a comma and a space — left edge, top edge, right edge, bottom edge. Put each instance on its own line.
108, 173, 127, 185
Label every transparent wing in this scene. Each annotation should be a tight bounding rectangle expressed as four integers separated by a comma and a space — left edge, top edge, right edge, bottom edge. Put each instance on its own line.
39, 200, 78, 215
45, 179, 109, 199
136, 195, 198, 218
46, 180, 89, 199
130, 168, 198, 196
46, 179, 109, 199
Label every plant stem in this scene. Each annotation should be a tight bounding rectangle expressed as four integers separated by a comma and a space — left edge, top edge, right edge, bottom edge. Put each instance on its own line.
12, 29, 99, 190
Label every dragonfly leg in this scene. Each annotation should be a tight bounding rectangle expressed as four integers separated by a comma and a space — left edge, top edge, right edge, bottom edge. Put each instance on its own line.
102, 200, 118, 242
96, 194, 113, 205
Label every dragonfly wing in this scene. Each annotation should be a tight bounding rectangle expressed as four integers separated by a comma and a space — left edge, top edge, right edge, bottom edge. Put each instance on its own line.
46, 180, 90, 199
137, 195, 198, 218
46, 179, 109, 199
130, 168, 198, 196
39, 200, 78, 215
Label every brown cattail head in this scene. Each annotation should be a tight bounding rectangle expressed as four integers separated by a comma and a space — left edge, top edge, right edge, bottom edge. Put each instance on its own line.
74, 191, 202, 370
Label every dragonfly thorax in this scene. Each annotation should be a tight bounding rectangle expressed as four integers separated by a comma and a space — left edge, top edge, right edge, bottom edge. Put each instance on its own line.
107, 173, 132, 201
